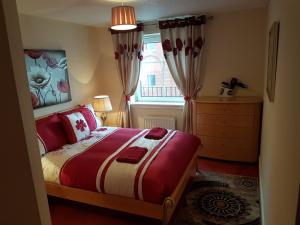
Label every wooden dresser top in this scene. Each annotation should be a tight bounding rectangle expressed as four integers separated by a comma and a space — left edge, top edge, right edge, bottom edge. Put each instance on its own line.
193, 96, 263, 104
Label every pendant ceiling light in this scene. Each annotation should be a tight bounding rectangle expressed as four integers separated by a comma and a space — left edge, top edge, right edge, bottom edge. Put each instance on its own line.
111, 3, 137, 31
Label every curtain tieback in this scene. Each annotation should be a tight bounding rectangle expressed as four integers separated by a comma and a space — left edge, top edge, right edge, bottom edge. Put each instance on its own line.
125, 95, 131, 101
184, 96, 191, 101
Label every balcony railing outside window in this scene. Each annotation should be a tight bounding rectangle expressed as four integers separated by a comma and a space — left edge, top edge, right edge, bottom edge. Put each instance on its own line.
140, 86, 182, 97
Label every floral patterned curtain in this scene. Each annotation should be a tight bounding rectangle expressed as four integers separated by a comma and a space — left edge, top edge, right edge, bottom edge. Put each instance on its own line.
159, 16, 206, 133
111, 24, 144, 128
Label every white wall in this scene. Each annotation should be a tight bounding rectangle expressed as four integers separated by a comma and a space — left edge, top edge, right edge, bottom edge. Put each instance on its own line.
96, 8, 266, 129
259, 0, 300, 224
19, 14, 104, 118
201, 8, 266, 96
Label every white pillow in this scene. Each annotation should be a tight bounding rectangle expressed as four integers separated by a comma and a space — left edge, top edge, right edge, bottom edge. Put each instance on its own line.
84, 103, 103, 129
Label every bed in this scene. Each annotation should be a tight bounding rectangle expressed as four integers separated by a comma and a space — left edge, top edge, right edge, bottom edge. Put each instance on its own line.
37, 106, 201, 225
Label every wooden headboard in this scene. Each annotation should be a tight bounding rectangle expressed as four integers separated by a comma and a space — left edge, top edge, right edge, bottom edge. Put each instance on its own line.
35, 105, 81, 120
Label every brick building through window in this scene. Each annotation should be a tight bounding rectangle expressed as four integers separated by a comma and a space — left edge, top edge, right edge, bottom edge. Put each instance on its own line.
134, 33, 183, 102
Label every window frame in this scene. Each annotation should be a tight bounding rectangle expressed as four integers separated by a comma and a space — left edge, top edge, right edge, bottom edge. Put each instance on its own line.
134, 33, 183, 103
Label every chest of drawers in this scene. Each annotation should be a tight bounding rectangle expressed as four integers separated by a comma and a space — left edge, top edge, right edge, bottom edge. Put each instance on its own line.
192, 96, 262, 162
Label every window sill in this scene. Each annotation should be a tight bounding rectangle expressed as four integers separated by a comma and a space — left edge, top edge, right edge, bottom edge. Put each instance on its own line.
130, 102, 184, 110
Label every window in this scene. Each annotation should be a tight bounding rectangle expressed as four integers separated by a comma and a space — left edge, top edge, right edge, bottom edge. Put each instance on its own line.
134, 33, 183, 103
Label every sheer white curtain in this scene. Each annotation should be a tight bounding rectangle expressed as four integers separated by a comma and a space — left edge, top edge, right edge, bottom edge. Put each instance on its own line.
111, 25, 144, 127
159, 16, 206, 133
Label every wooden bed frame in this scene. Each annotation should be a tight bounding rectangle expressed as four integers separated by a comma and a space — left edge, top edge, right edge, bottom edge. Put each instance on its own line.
38, 107, 201, 224
46, 147, 201, 225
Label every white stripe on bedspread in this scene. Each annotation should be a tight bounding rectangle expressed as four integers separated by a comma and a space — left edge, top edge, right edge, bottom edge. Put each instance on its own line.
41, 127, 118, 184
138, 131, 176, 200
97, 130, 176, 199
95, 129, 148, 192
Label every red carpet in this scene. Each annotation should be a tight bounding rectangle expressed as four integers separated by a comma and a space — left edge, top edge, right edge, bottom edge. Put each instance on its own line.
49, 158, 258, 225
198, 157, 259, 177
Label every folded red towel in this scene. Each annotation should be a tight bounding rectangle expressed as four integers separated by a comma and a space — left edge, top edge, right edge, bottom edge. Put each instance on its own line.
116, 146, 148, 164
144, 127, 168, 140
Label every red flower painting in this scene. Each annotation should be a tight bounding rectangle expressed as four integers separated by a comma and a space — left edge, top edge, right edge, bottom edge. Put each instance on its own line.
24, 50, 71, 109
57, 80, 69, 93
43, 53, 58, 69
31, 92, 39, 108
25, 50, 43, 60
76, 119, 87, 132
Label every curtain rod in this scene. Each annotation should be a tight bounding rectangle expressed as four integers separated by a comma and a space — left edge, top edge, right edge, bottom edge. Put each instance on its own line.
141, 15, 214, 27
107, 15, 213, 31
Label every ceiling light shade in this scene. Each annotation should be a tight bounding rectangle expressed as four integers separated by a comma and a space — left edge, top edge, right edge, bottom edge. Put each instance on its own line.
111, 6, 137, 30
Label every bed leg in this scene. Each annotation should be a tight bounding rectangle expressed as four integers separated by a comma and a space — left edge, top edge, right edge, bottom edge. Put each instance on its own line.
162, 197, 175, 225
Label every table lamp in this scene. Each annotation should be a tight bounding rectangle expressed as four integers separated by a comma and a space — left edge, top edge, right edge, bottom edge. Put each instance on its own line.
93, 95, 112, 124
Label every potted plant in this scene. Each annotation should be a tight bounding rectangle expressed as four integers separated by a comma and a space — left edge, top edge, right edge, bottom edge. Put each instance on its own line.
219, 77, 248, 97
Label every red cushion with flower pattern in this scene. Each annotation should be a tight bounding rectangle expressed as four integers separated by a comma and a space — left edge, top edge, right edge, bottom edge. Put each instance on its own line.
36, 114, 68, 153
79, 107, 97, 131
59, 112, 91, 144
83, 104, 102, 129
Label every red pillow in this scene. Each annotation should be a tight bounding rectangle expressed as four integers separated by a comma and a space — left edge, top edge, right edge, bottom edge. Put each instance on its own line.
36, 114, 68, 153
79, 107, 97, 131
84, 104, 103, 129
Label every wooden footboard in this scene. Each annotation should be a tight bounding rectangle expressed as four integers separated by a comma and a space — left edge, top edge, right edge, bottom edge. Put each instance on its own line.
46, 147, 201, 225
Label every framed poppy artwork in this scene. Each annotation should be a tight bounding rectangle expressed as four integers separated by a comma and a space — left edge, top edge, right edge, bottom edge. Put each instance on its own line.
24, 49, 72, 109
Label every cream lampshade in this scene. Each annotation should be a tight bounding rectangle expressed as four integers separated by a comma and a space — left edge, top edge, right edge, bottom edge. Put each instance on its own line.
93, 95, 112, 123
111, 6, 137, 30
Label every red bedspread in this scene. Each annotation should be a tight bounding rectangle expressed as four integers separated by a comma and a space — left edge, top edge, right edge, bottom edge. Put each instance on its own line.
57, 128, 200, 204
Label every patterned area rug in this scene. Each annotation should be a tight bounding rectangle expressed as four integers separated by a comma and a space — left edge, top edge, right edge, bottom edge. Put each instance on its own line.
174, 171, 261, 225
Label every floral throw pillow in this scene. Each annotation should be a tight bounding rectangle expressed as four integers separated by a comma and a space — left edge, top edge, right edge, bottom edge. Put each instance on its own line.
60, 112, 90, 144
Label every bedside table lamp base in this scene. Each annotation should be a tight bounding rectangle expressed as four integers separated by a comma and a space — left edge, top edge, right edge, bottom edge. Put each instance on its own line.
100, 112, 107, 125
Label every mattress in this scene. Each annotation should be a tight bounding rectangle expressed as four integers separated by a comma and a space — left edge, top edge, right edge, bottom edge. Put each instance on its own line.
42, 127, 200, 204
